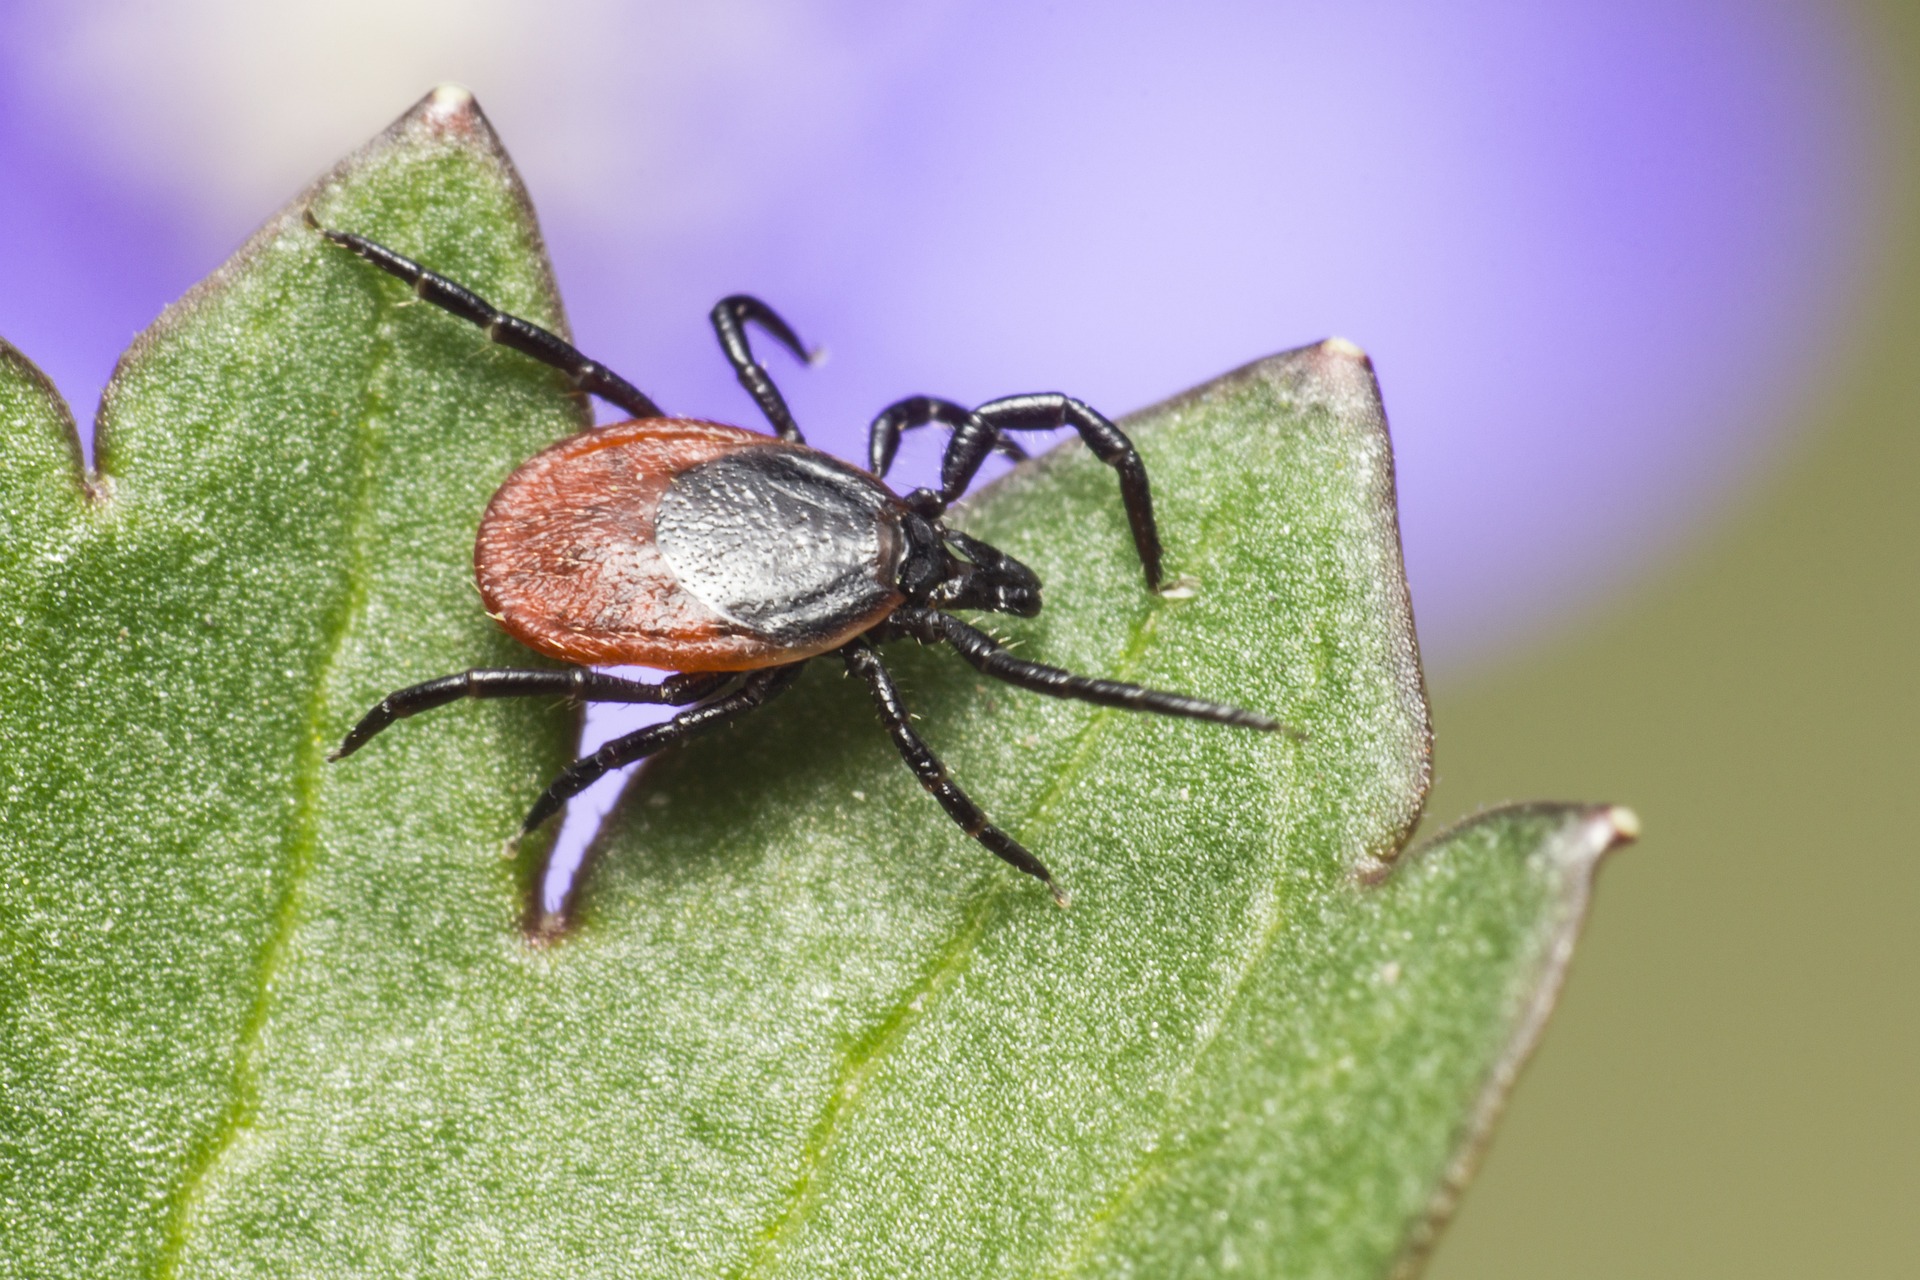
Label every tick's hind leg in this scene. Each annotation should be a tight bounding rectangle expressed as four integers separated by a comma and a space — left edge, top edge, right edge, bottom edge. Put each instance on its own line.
842, 642, 1066, 906
515, 664, 805, 837
330, 668, 733, 761
308, 214, 665, 421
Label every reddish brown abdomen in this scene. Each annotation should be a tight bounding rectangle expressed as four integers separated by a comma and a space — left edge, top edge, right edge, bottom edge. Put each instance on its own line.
475, 420, 903, 671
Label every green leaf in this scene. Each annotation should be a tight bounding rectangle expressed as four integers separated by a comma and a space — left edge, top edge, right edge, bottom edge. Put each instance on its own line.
0, 88, 586, 1277
0, 90, 1631, 1278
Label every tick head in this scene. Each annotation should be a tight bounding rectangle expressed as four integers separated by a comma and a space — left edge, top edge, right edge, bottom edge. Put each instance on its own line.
926, 527, 1042, 618
971, 544, 1042, 617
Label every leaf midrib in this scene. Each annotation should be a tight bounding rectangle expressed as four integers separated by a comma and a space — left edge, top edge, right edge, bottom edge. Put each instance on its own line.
733, 441, 1283, 1277
152, 290, 394, 1278
1036, 454, 1310, 1277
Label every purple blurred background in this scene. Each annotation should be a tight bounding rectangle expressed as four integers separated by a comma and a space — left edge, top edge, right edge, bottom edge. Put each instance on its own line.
0, 0, 1880, 900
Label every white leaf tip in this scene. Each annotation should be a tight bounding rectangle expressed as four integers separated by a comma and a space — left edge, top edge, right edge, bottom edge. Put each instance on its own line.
427, 84, 475, 113
1602, 805, 1642, 843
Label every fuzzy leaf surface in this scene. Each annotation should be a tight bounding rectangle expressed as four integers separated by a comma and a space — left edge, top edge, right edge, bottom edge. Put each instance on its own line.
0, 91, 1625, 1280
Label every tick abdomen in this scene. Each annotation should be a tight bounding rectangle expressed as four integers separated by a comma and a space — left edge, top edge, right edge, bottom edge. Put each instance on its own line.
475, 419, 905, 671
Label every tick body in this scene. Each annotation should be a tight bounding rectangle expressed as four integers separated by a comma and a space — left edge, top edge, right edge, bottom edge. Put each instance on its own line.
477, 419, 909, 671
317, 215, 1297, 905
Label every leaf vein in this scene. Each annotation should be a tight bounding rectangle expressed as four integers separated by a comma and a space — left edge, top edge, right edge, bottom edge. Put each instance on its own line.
733, 485, 1195, 1277
152, 297, 394, 1278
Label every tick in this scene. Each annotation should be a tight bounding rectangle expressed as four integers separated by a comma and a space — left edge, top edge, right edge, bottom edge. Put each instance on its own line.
316, 216, 1294, 905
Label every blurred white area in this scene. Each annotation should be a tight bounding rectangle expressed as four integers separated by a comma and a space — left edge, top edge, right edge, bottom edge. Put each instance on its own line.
16, 0, 939, 242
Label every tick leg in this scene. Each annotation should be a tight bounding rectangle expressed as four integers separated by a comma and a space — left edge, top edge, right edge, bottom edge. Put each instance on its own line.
869, 390, 1162, 588
517, 664, 804, 836
971, 394, 1163, 589
842, 642, 1065, 906
867, 396, 1028, 480
308, 214, 665, 421
710, 295, 816, 443
329, 668, 733, 762
892, 607, 1301, 736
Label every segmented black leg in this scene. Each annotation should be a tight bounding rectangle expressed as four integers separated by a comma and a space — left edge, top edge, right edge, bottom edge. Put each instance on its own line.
842, 642, 1066, 906
891, 607, 1301, 737
308, 214, 665, 420
330, 668, 734, 761
710, 295, 816, 443
969, 394, 1163, 589
516, 665, 804, 836
867, 396, 1028, 479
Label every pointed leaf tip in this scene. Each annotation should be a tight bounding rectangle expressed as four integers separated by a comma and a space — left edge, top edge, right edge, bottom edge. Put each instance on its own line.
1602, 803, 1642, 844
